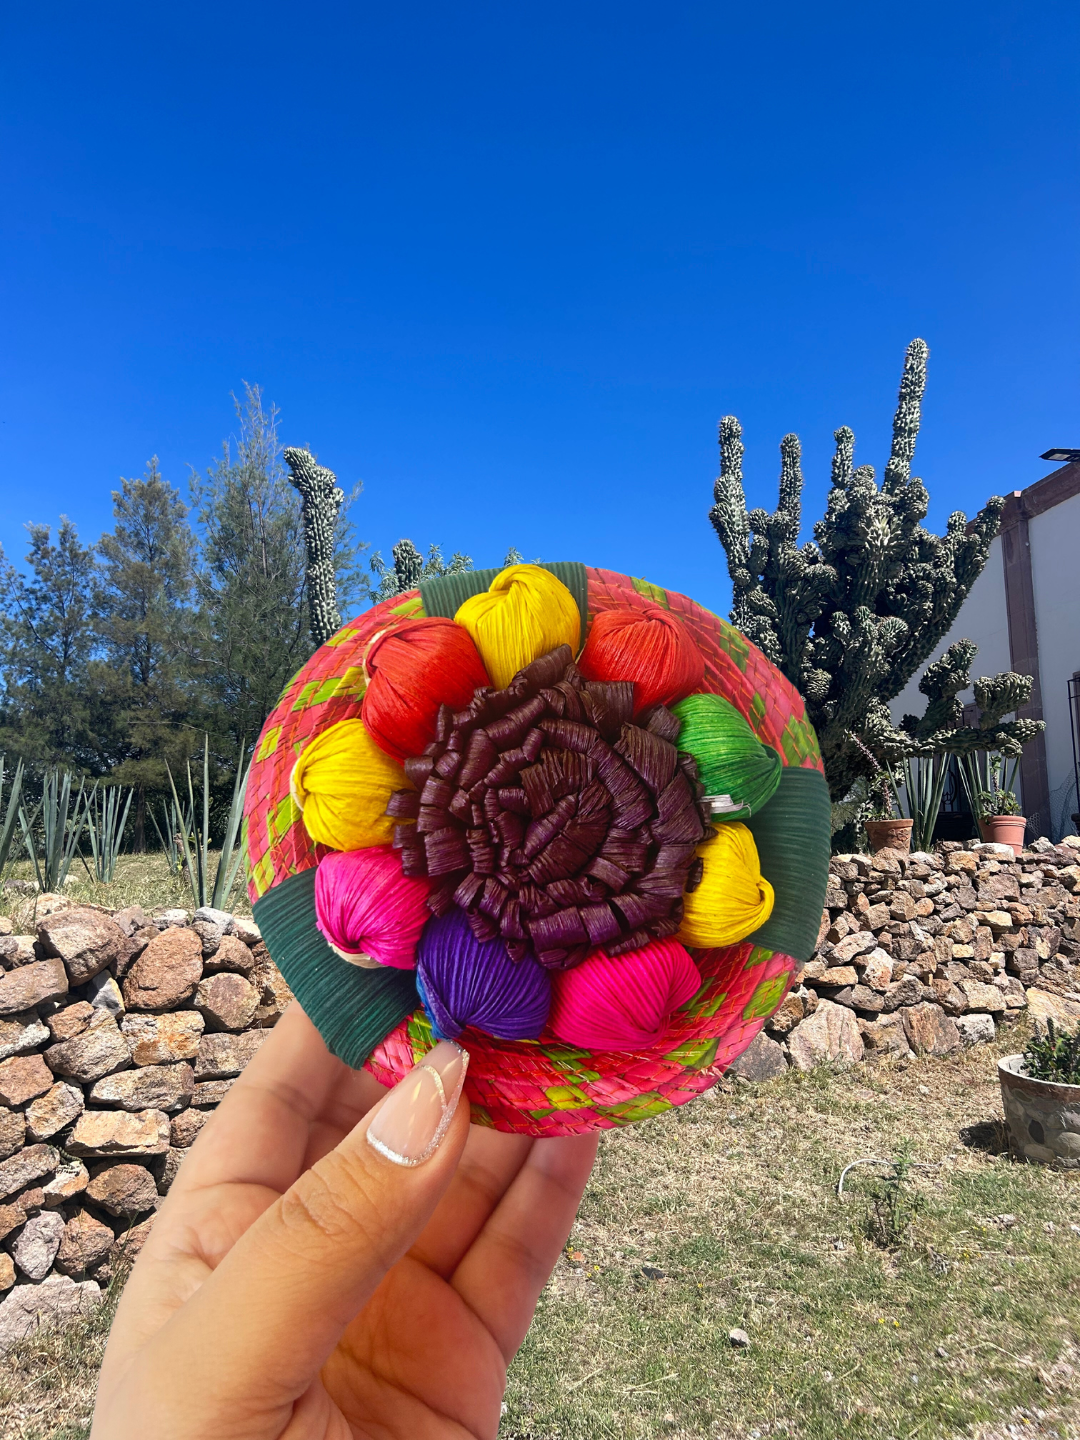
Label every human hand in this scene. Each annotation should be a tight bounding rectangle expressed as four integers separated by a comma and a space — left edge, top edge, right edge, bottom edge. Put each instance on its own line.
91, 1002, 598, 1440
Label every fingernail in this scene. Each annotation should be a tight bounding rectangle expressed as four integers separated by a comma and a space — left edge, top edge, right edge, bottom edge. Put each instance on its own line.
366, 1040, 468, 1167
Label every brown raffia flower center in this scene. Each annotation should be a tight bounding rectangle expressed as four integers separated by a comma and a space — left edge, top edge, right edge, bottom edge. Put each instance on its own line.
386, 645, 711, 969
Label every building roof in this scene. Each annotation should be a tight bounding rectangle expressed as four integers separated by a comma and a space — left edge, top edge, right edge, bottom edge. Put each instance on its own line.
1002, 458, 1080, 526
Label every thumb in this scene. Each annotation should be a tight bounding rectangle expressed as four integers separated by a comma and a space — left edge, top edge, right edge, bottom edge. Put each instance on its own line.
154, 1040, 470, 1416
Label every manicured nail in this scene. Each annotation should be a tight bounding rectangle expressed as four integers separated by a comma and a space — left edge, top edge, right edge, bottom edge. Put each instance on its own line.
366, 1040, 468, 1167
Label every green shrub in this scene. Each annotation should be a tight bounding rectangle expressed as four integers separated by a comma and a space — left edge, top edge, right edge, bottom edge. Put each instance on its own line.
1023, 1018, 1080, 1085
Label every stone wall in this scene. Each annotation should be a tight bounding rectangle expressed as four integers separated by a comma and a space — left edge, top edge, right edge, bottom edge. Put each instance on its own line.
731, 835, 1080, 1081
0, 897, 292, 1349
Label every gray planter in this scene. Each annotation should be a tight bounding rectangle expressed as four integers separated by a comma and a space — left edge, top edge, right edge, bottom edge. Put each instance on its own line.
998, 1055, 1080, 1167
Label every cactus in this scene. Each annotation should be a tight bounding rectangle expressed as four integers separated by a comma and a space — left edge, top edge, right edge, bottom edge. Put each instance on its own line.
862, 642, 1044, 764
862, 640, 1042, 819
369, 540, 474, 602
283, 447, 345, 649
709, 339, 1008, 801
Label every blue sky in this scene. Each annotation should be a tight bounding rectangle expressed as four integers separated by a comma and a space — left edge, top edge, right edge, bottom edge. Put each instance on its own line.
2, 1, 1077, 617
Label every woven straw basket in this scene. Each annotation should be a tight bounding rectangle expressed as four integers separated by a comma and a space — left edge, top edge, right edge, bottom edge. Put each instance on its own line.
245, 564, 831, 1136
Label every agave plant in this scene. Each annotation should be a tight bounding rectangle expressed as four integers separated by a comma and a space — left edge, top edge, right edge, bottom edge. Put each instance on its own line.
19, 768, 90, 893
149, 794, 194, 877
164, 737, 251, 910
86, 784, 134, 883
888, 754, 953, 853
0, 756, 26, 880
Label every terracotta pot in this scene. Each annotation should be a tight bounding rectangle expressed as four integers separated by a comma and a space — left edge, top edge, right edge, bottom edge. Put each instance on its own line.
979, 815, 1027, 856
864, 818, 913, 854
999, 1055, 1080, 1168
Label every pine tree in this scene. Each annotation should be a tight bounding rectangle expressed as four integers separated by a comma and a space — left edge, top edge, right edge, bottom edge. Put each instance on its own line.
0, 519, 101, 766
93, 459, 197, 845
189, 386, 309, 749
191, 386, 368, 746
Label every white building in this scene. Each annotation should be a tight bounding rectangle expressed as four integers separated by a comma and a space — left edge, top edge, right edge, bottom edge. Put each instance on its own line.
891, 455, 1080, 840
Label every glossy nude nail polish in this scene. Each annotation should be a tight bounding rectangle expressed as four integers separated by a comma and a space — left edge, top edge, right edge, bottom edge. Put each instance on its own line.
366, 1040, 468, 1167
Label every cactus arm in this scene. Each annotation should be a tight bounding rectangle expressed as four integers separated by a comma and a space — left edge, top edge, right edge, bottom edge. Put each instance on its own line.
283, 447, 345, 649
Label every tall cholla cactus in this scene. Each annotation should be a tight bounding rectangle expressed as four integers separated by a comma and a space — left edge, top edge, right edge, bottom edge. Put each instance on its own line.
709, 339, 1007, 801
375, 538, 425, 597
283, 447, 345, 649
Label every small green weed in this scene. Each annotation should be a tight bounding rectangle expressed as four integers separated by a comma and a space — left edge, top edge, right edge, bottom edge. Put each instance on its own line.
858, 1143, 925, 1250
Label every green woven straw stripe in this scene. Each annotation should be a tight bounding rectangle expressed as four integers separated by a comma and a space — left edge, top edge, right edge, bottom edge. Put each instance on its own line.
419, 566, 502, 616
671, 693, 782, 821
745, 765, 832, 962
420, 561, 589, 647
253, 869, 418, 1069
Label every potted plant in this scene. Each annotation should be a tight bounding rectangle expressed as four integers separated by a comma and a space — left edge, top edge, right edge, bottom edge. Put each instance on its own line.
961, 751, 1027, 855
862, 775, 913, 855
850, 736, 913, 853
999, 1019, 1080, 1168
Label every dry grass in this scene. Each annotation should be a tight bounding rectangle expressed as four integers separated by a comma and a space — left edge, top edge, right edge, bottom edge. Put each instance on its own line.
2, 851, 252, 921
0, 1276, 122, 1440
3, 1044, 1080, 1439
504, 1037, 1080, 1440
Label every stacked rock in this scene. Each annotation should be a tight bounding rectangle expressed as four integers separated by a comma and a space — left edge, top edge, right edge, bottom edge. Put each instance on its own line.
0, 897, 292, 1350
729, 836, 1080, 1080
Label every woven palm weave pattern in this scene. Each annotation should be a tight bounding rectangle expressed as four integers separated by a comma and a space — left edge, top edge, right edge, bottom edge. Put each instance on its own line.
245, 565, 827, 1137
